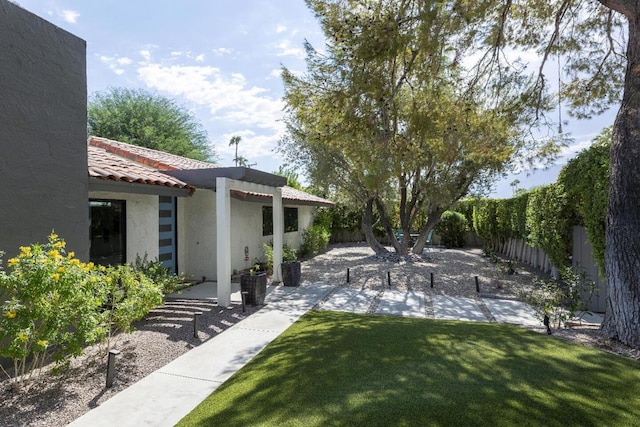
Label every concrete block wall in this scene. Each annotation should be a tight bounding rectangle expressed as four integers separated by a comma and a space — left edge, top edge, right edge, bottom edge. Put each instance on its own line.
0, 1, 88, 259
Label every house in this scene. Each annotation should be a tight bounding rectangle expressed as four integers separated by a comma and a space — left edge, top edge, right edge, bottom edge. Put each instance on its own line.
88, 136, 333, 305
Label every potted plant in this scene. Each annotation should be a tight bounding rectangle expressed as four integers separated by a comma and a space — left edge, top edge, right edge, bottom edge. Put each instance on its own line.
281, 245, 302, 287
240, 264, 267, 305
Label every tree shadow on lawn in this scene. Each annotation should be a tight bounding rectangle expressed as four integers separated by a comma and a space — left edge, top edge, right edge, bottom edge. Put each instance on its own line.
180, 311, 640, 427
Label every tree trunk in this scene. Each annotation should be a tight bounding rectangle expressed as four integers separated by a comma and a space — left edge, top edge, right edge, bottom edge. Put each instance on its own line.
602, 2, 640, 348
362, 198, 388, 255
412, 207, 444, 254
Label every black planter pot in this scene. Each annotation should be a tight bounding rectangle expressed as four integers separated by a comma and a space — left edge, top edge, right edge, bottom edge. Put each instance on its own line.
240, 273, 267, 305
282, 261, 302, 287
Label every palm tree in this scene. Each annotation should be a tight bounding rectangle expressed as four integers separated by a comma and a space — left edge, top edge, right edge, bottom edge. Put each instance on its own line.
228, 135, 241, 166
236, 156, 249, 167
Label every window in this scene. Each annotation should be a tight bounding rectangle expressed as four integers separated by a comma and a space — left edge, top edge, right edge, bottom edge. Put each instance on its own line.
262, 206, 298, 236
89, 200, 126, 266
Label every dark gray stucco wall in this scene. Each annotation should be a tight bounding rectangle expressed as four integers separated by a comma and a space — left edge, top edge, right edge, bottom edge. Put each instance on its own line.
0, 1, 88, 259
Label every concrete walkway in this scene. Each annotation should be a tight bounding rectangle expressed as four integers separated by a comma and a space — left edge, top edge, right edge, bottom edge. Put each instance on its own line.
69, 282, 334, 427
70, 283, 577, 426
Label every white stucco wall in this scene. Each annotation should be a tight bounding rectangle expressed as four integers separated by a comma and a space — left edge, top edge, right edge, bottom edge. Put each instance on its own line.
177, 189, 217, 281
176, 189, 318, 279
89, 191, 158, 264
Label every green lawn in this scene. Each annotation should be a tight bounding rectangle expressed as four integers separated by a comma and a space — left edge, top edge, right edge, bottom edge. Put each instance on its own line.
177, 311, 640, 427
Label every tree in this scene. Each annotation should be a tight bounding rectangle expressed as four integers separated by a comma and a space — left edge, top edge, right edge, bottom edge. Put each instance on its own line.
88, 87, 213, 161
274, 166, 303, 190
281, 0, 553, 256
229, 135, 242, 166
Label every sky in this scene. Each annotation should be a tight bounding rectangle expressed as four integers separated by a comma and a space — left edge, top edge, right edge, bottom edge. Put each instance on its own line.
14, 0, 618, 198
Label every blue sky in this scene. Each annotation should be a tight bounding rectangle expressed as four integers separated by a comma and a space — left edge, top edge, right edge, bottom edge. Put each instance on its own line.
15, 0, 617, 198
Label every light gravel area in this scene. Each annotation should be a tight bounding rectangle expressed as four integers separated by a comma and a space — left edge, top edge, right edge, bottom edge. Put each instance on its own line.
2, 243, 638, 426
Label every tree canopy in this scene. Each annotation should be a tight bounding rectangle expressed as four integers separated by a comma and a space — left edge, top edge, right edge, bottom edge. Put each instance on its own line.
88, 87, 214, 161
280, 0, 558, 255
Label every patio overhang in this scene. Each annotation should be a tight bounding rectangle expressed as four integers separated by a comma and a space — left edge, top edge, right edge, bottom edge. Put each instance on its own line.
164, 167, 287, 190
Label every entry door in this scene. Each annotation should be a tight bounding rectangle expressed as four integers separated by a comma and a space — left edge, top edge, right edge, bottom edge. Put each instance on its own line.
158, 196, 177, 273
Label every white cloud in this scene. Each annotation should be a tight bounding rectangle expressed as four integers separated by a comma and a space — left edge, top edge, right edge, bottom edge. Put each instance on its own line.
195, 54, 205, 62
213, 47, 233, 56
269, 69, 282, 79
99, 55, 133, 75
137, 63, 286, 152
60, 9, 79, 24
171, 51, 182, 57
272, 40, 305, 58
140, 50, 152, 61
276, 25, 287, 33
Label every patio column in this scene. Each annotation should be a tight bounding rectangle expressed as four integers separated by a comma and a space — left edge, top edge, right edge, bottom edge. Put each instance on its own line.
216, 177, 232, 306
272, 187, 283, 283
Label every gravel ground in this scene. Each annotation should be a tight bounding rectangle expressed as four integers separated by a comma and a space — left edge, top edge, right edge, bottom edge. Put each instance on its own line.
1, 243, 637, 426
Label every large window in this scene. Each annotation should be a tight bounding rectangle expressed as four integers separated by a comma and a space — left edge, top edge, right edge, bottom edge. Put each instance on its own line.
89, 200, 126, 266
262, 206, 298, 236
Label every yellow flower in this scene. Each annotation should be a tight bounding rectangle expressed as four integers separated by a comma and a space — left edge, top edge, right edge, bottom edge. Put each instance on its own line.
37, 340, 48, 347
52, 273, 60, 281
5, 310, 16, 319
7, 258, 19, 267
48, 250, 59, 258
54, 240, 66, 248
57, 266, 65, 273
19, 246, 31, 257
69, 259, 80, 266
67, 251, 75, 259
50, 232, 58, 240
18, 333, 28, 342
87, 262, 95, 270
90, 276, 97, 283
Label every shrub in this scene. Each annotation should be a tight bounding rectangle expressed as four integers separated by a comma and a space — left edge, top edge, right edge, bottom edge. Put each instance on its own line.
435, 211, 468, 248
300, 224, 330, 258
102, 265, 164, 347
0, 234, 109, 386
262, 243, 298, 273
133, 254, 185, 295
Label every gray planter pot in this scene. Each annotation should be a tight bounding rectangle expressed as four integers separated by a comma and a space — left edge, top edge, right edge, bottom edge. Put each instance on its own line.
282, 261, 301, 287
240, 273, 267, 305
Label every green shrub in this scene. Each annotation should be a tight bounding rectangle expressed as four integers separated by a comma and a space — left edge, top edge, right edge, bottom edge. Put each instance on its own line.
0, 233, 109, 386
262, 243, 298, 273
526, 184, 572, 269
133, 254, 185, 295
435, 211, 468, 248
300, 224, 330, 258
102, 264, 164, 347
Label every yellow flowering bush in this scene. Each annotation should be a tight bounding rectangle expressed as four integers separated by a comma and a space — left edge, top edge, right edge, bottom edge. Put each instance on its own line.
0, 233, 109, 385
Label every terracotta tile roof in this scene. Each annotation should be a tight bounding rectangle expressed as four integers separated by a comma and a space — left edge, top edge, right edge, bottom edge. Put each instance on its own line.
89, 136, 215, 171
87, 136, 333, 206
88, 145, 194, 193
232, 186, 334, 207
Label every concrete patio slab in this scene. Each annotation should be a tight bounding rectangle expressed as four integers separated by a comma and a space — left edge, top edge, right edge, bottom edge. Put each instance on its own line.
319, 288, 378, 313
482, 298, 540, 327
375, 289, 425, 317
432, 296, 487, 322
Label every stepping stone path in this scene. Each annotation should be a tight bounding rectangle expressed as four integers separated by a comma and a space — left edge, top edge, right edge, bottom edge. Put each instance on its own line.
375, 289, 425, 318
319, 288, 379, 313
481, 298, 540, 327
431, 295, 487, 322
319, 287, 544, 328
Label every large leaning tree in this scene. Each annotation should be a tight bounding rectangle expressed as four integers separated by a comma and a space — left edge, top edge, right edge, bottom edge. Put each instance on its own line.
283, 0, 640, 348
88, 87, 214, 161
280, 0, 558, 256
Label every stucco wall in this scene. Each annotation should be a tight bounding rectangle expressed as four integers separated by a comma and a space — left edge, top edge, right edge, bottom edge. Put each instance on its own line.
176, 189, 317, 280
177, 189, 217, 280
0, 1, 88, 259
90, 192, 158, 264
